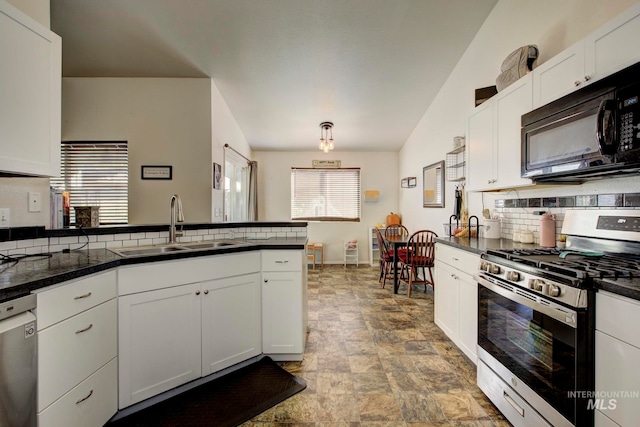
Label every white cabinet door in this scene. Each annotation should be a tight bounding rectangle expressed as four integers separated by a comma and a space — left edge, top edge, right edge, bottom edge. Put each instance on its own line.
201, 273, 261, 376
494, 74, 533, 190
0, 1, 60, 176
585, 2, 640, 85
262, 271, 303, 355
466, 101, 495, 192
595, 330, 640, 426
118, 283, 202, 409
532, 41, 585, 109
458, 276, 477, 363
434, 260, 460, 341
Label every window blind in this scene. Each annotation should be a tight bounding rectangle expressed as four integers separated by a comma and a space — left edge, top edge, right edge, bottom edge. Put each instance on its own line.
50, 141, 128, 224
291, 168, 361, 221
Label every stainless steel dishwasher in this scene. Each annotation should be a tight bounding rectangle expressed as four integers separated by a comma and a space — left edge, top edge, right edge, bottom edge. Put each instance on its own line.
0, 294, 37, 427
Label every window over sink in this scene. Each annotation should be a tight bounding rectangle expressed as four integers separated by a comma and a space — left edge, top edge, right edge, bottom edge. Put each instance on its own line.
50, 141, 128, 225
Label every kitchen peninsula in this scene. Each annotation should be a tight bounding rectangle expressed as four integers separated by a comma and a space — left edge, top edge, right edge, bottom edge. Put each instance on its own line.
0, 221, 308, 426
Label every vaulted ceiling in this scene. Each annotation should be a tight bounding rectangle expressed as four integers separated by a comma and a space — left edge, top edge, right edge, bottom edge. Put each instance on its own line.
51, 0, 497, 151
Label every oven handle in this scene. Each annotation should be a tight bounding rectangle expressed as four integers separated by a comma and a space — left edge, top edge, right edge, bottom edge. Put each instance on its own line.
475, 274, 578, 328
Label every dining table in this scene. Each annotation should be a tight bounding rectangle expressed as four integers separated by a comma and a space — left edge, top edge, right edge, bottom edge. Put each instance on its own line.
383, 233, 410, 294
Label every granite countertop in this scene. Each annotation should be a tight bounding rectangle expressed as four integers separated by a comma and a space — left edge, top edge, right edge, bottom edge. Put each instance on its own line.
435, 236, 640, 302
0, 237, 307, 303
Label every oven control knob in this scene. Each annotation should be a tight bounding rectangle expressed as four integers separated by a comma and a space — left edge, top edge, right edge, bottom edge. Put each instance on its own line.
548, 284, 561, 297
479, 261, 489, 271
532, 279, 545, 292
490, 264, 502, 274
506, 271, 521, 281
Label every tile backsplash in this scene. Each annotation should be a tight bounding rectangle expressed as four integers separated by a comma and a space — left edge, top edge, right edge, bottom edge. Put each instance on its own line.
0, 226, 307, 256
493, 192, 640, 244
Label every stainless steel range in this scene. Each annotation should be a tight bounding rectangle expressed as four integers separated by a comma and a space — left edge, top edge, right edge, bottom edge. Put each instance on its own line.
475, 209, 640, 427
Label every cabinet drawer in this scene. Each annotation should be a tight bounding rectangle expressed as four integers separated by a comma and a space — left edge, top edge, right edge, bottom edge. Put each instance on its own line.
38, 299, 117, 411
596, 291, 640, 348
118, 251, 260, 295
262, 250, 302, 272
38, 358, 117, 427
435, 244, 480, 276
35, 270, 116, 330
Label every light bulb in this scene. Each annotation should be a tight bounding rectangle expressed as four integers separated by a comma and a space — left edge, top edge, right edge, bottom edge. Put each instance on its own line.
323, 144, 329, 153
328, 139, 334, 150
318, 139, 325, 150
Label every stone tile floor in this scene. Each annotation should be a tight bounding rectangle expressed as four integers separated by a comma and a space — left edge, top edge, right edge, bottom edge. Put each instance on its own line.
242, 265, 511, 426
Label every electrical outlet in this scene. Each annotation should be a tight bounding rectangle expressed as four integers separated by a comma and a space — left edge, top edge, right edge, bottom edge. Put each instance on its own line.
0, 208, 9, 228
28, 192, 42, 213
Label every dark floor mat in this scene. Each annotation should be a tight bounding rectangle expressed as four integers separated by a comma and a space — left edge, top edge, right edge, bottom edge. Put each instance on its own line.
108, 356, 306, 427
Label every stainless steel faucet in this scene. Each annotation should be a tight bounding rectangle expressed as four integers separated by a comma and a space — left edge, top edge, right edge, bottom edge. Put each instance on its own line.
169, 194, 184, 244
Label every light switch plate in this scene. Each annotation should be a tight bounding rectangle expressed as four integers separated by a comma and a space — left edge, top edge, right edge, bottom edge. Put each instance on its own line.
28, 192, 42, 213
0, 208, 9, 228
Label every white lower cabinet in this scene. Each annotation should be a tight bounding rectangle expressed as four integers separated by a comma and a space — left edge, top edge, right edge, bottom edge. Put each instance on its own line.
595, 291, 640, 427
261, 250, 307, 360
34, 271, 117, 427
118, 283, 202, 408
201, 273, 262, 376
434, 244, 479, 363
117, 252, 262, 409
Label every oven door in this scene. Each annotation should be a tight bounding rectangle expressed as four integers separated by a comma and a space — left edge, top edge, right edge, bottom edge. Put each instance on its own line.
476, 273, 591, 426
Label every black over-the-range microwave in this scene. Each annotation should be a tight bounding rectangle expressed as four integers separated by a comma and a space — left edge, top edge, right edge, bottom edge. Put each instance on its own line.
521, 61, 640, 182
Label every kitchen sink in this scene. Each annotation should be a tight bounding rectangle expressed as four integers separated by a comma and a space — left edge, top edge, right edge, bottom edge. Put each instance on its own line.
112, 245, 188, 256
111, 240, 244, 257
180, 241, 237, 250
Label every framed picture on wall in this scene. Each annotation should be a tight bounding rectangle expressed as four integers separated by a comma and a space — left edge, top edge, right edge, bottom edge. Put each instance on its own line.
213, 162, 222, 190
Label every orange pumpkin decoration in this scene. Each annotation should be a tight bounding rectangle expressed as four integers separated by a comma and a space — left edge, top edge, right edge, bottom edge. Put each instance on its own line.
386, 212, 401, 226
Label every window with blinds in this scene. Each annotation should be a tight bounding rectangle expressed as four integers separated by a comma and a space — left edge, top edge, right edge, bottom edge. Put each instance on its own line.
50, 141, 128, 224
291, 168, 361, 222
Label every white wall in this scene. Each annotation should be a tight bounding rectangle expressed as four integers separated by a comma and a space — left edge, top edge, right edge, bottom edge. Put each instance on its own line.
210, 79, 250, 222
62, 78, 213, 224
399, 0, 640, 234
253, 151, 399, 264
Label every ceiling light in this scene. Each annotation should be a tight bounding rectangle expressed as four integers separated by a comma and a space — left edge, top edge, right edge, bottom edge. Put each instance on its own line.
318, 122, 334, 153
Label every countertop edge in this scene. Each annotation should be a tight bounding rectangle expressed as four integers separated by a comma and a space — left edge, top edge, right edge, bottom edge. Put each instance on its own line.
1, 239, 307, 303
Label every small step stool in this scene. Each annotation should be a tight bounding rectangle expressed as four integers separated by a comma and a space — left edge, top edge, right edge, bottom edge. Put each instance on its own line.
344, 240, 358, 267
306, 242, 324, 270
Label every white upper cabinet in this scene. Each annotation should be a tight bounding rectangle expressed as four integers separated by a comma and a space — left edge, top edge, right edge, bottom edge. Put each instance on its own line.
533, 2, 640, 109
585, 2, 640, 86
532, 41, 585, 109
0, 0, 61, 176
467, 74, 533, 192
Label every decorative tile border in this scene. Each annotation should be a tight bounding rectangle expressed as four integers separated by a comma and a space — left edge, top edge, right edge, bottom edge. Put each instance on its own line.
493, 192, 640, 244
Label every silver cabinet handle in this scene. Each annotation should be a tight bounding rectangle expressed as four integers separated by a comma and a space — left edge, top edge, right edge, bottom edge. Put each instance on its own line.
75, 324, 93, 334
204, 290, 209, 295
275, 260, 289, 264
574, 80, 581, 86
452, 257, 459, 261
75, 389, 94, 405
195, 290, 201, 295
74, 292, 92, 300
503, 391, 525, 417
584, 75, 591, 81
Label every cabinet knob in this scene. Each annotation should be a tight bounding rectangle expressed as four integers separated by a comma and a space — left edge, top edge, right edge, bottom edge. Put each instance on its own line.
204, 289, 209, 295
195, 290, 201, 295
574, 80, 581, 86
584, 75, 591, 81
264, 279, 268, 283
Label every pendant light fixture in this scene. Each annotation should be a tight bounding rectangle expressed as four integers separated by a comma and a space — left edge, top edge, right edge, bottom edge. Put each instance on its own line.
318, 121, 334, 153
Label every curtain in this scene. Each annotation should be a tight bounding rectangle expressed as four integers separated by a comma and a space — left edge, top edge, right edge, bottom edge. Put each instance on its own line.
247, 161, 258, 221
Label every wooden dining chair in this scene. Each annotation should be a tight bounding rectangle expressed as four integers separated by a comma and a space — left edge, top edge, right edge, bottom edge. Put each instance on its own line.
375, 227, 393, 288
398, 230, 438, 297
384, 224, 409, 238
